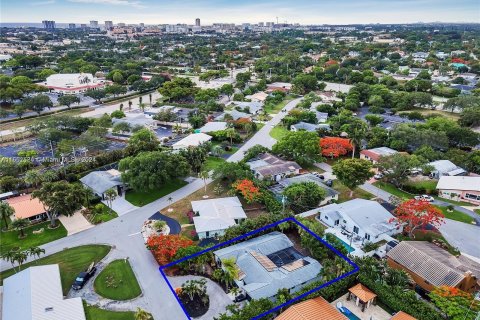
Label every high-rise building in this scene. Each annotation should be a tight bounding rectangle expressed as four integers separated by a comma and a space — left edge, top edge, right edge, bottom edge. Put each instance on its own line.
139, 23, 145, 28
118, 22, 126, 27
104, 21, 113, 30
89, 20, 99, 29
195, 18, 201, 26
258, 22, 264, 27
42, 20, 56, 30
80, 24, 87, 29
68, 23, 76, 29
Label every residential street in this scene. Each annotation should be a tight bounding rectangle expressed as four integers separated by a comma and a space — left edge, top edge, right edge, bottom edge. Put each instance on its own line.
0, 98, 299, 320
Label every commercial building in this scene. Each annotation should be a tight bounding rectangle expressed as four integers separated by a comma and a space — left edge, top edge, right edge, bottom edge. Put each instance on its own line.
192, 196, 247, 240
43, 73, 107, 94
90, 20, 99, 29
42, 20, 56, 30
104, 21, 113, 30
214, 232, 322, 300
68, 23, 76, 29
2, 264, 86, 320
387, 241, 480, 293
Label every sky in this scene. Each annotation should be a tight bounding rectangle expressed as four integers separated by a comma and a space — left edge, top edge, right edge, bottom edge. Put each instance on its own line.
1, 0, 479, 25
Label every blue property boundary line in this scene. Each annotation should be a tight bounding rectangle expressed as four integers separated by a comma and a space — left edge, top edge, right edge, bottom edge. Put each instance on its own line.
159, 217, 359, 320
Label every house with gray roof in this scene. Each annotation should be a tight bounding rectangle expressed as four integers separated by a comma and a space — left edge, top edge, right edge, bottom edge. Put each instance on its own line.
2, 264, 86, 320
268, 173, 339, 207
290, 121, 320, 133
316, 199, 401, 256
214, 232, 322, 300
387, 241, 480, 293
79, 169, 123, 199
198, 121, 228, 133
192, 196, 247, 240
247, 153, 301, 181
427, 160, 466, 179
230, 101, 263, 114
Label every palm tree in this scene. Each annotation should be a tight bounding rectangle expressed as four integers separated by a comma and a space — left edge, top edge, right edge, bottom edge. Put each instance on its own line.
225, 128, 236, 145
181, 279, 207, 301
342, 119, 367, 159
24, 170, 41, 187
139, 103, 146, 113
1, 250, 19, 272
211, 145, 224, 157
41, 170, 58, 183
221, 258, 239, 290
149, 93, 152, 106
13, 250, 28, 271
199, 170, 209, 194
0, 202, 14, 231
134, 308, 153, 320
104, 188, 117, 212
28, 246, 45, 264
128, 100, 133, 110
119, 103, 124, 110
11, 218, 30, 238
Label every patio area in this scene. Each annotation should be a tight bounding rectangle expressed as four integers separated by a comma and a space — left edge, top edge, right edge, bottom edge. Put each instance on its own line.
332, 293, 391, 320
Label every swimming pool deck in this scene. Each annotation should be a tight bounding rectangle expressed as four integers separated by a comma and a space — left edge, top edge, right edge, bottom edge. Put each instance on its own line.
332, 293, 391, 320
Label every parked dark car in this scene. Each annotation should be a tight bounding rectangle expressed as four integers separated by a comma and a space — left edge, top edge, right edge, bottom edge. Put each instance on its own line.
72, 266, 97, 290
325, 179, 333, 187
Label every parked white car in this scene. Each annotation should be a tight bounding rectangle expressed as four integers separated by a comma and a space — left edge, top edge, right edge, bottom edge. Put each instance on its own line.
414, 195, 434, 202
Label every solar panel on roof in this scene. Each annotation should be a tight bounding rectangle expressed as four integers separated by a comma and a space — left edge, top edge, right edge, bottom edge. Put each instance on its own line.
251, 251, 276, 271
282, 259, 310, 272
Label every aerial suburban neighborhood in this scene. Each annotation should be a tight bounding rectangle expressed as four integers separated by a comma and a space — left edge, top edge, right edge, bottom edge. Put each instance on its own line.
0, 1, 480, 320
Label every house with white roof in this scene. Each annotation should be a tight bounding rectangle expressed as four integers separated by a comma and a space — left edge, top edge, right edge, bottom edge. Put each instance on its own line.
171, 132, 212, 150
2, 264, 86, 320
43, 73, 107, 94
360, 147, 398, 164
192, 196, 247, 239
316, 199, 401, 256
290, 121, 320, 133
427, 160, 466, 179
246, 91, 269, 103
436, 176, 480, 205
213, 232, 322, 300
198, 121, 228, 133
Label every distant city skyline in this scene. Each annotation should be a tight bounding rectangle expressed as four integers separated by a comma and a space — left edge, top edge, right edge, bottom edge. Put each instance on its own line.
1, 0, 479, 25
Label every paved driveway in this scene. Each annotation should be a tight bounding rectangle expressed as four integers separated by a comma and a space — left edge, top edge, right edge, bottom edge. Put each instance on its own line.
438, 219, 480, 258
166, 275, 233, 320
105, 196, 138, 216
58, 211, 94, 236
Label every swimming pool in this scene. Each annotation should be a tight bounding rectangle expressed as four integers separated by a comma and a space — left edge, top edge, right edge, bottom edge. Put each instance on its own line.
330, 235, 355, 253
338, 306, 361, 320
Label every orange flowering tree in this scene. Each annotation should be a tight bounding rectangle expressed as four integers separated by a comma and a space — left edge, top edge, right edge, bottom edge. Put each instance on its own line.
430, 286, 480, 319
320, 137, 353, 158
392, 199, 444, 238
146, 234, 194, 265
233, 179, 261, 203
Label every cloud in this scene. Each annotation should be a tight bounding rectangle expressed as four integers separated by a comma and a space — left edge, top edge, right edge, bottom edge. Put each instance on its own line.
67, 0, 144, 8
31, 0, 55, 5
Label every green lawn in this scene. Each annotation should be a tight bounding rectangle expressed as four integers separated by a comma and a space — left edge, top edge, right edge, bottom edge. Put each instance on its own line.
125, 180, 188, 206
0, 245, 111, 295
373, 181, 412, 200
0, 221, 68, 255
269, 125, 289, 140
333, 181, 375, 203
84, 303, 135, 320
94, 260, 141, 300
434, 196, 472, 206
264, 95, 295, 114
202, 156, 226, 171
436, 206, 475, 224
89, 204, 118, 224
475, 209, 480, 216
405, 180, 438, 193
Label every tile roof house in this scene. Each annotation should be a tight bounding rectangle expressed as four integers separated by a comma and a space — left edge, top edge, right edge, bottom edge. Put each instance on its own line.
436, 176, 480, 205
6, 194, 48, 222
79, 169, 123, 199
171, 132, 212, 150
275, 296, 347, 320
390, 311, 417, 320
2, 264, 86, 320
247, 153, 302, 181
214, 232, 322, 300
386, 241, 480, 293
268, 173, 339, 207
192, 197, 247, 240
267, 82, 292, 93
348, 283, 377, 311
360, 147, 398, 164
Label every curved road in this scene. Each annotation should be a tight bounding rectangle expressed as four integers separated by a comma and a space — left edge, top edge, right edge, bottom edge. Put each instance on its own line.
0, 97, 304, 320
